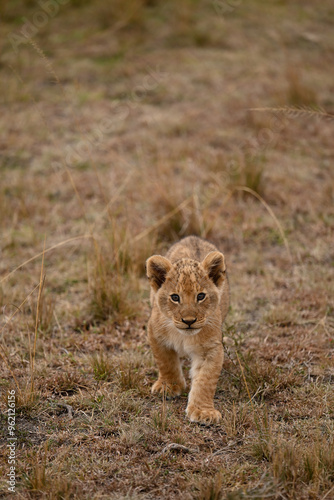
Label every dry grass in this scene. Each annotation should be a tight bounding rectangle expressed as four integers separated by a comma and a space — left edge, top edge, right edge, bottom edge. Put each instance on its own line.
1, 0, 334, 498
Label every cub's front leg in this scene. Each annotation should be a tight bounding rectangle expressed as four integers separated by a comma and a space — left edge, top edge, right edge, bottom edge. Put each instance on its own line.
186, 342, 223, 424
148, 321, 186, 397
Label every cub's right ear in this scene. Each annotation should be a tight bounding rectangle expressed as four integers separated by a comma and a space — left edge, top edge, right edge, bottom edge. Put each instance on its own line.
146, 256, 172, 292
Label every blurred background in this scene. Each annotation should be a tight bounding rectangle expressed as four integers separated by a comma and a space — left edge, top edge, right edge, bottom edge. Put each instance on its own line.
1, 0, 333, 319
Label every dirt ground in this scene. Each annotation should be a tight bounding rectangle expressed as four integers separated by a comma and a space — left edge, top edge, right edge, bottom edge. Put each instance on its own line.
0, 1, 334, 498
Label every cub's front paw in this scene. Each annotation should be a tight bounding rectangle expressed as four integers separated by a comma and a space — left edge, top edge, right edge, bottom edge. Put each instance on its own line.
186, 405, 222, 424
151, 379, 185, 397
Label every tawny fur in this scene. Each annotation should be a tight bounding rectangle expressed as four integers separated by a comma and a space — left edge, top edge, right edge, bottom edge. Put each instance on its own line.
146, 236, 229, 424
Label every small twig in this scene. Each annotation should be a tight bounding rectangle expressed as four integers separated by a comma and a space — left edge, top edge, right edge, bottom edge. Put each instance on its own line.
63, 404, 73, 418
27, 38, 66, 97
48, 399, 74, 418
203, 445, 232, 464
157, 443, 197, 456
249, 106, 334, 122
321, 485, 334, 500
56, 403, 73, 418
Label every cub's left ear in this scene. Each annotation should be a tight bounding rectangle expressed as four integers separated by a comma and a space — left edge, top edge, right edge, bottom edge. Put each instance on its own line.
202, 251, 226, 287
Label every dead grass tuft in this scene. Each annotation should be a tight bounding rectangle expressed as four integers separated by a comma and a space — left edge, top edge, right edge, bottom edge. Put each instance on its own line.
195, 471, 223, 500
249, 434, 334, 497
30, 290, 55, 335
223, 328, 301, 402
42, 370, 86, 395
90, 351, 114, 381
88, 230, 143, 322
229, 154, 266, 197
23, 443, 80, 499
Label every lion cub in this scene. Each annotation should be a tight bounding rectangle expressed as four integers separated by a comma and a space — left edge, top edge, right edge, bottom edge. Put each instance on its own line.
146, 236, 229, 424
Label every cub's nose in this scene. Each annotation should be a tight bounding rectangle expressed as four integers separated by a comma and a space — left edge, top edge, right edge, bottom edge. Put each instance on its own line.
181, 318, 197, 327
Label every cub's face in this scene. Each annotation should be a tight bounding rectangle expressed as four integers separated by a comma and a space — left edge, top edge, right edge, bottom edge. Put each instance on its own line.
146, 252, 226, 334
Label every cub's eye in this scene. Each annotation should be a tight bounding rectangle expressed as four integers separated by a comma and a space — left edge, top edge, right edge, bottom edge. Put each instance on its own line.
170, 294, 180, 303
197, 293, 206, 302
